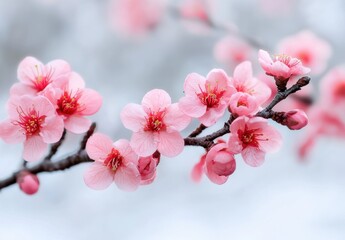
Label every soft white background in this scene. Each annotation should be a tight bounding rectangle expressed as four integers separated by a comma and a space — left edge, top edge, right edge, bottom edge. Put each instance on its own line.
0, 0, 345, 239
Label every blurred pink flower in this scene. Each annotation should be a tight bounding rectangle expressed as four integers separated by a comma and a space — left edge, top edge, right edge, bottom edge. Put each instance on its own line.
214, 36, 253, 68
258, 49, 310, 81
277, 30, 332, 75
191, 153, 206, 183
228, 92, 259, 116
179, 69, 235, 126
84, 133, 140, 191
232, 61, 271, 105
44, 72, 102, 134
10, 56, 71, 96
285, 109, 308, 130
180, 0, 212, 22
138, 152, 159, 185
121, 89, 191, 157
204, 142, 236, 184
319, 66, 345, 107
109, 0, 165, 36
17, 171, 40, 195
228, 116, 282, 167
259, 0, 296, 16
0, 95, 64, 162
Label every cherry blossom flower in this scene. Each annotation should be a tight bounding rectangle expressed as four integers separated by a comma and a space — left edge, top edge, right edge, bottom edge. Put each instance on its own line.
228, 92, 259, 116
0, 95, 64, 162
232, 61, 271, 105
284, 109, 308, 130
10, 57, 71, 96
258, 49, 310, 81
319, 66, 345, 107
204, 142, 236, 185
44, 72, 102, 134
121, 89, 191, 157
277, 30, 332, 75
214, 35, 253, 68
17, 171, 40, 195
179, 69, 235, 126
138, 152, 159, 185
108, 0, 165, 36
228, 116, 282, 167
84, 133, 140, 191
180, 0, 213, 22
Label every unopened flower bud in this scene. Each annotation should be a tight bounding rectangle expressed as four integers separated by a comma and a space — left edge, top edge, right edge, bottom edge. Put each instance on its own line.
17, 171, 39, 195
285, 109, 308, 130
138, 151, 160, 185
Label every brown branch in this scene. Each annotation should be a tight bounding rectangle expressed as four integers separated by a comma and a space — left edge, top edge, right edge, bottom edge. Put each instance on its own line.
188, 124, 207, 137
0, 123, 97, 192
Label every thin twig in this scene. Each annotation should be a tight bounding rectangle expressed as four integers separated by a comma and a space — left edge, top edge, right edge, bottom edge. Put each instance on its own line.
188, 124, 207, 138
44, 129, 67, 161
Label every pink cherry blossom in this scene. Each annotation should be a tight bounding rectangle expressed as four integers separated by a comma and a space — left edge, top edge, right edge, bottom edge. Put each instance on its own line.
17, 171, 40, 195
232, 61, 271, 105
108, 0, 165, 36
180, 0, 213, 22
121, 89, 191, 157
284, 109, 308, 130
277, 30, 332, 75
319, 66, 345, 107
228, 92, 259, 116
204, 142, 236, 185
0, 95, 64, 162
44, 72, 102, 134
138, 152, 159, 185
214, 35, 253, 68
258, 49, 310, 81
179, 69, 235, 126
84, 133, 140, 191
10, 56, 71, 96
228, 116, 282, 167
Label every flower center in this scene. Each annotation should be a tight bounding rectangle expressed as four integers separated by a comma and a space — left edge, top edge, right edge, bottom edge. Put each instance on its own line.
57, 91, 81, 115
144, 110, 166, 132
104, 148, 123, 172
15, 107, 46, 137
197, 83, 226, 108
33, 65, 53, 92
297, 51, 311, 65
274, 54, 300, 68
238, 127, 267, 148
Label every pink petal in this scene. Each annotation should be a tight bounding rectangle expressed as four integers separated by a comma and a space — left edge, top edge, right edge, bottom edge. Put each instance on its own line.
40, 116, 64, 143
165, 103, 191, 132
68, 72, 85, 90
233, 61, 253, 84
198, 107, 226, 127
46, 59, 71, 82
184, 72, 206, 96
241, 146, 265, 167
178, 96, 206, 118
120, 103, 146, 132
78, 88, 103, 115
258, 49, 273, 64
228, 134, 242, 154
31, 95, 56, 116
23, 135, 48, 162
83, 162, 114, 190
64, 116, 92, 134
142, 89, 171, 112
114, 139, 138, 164
191, 154, 206, 183
86, 133, 114, 162
9, 83, 36, 97
0, 120, 25, 144
206, 69, 230, 89
258, 125, 282, 153
114, 163, 140, 191
130, 131, 158, 157
17, 57, 43, 85
157, 131, 184, 157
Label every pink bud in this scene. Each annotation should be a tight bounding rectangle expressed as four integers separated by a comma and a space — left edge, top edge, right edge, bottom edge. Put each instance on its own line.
17, 171, 40, 195
285, 109, 308, 130
138, 152, 160, 185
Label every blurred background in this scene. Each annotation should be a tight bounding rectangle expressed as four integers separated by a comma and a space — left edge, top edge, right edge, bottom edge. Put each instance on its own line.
1, 0, 345, 239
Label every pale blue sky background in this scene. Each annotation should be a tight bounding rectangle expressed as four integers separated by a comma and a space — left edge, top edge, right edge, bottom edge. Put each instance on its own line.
0, 0, 345, 239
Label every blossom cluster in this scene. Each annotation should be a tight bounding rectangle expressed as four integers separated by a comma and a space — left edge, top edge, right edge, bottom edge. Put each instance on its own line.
0, 57, 102, 162
0, 49, 310, 194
